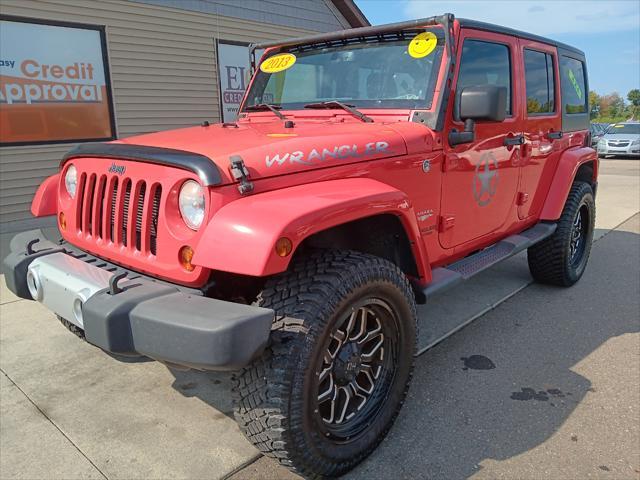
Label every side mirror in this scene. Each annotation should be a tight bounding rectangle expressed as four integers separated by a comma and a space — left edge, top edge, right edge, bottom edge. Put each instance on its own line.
449, 86, 507, 146
459, 85, 507, 122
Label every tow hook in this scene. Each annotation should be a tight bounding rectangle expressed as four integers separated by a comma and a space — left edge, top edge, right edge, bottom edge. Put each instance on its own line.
108, 272, 128, 295
229, 155, 254, 195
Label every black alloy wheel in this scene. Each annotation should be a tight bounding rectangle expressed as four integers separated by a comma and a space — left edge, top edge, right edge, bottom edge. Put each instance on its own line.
569, 204, 589, 268
314, 298, 399, 441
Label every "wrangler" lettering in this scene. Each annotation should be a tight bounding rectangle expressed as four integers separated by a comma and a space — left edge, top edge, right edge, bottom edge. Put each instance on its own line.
265, 141, 389, 168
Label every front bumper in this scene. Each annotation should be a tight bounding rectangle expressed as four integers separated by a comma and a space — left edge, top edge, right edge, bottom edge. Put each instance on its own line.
597, 143, 640, 156
2, 230, 274, 370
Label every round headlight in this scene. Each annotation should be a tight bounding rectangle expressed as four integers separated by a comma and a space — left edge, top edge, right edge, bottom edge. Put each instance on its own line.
178, 180, 205, 230
64, 165, 77, 198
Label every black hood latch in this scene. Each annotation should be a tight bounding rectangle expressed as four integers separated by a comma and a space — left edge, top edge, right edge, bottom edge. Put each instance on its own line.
229, 155, 254, 195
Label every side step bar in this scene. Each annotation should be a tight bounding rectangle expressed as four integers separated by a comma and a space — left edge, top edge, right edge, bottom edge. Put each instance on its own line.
423, 222, 557, 299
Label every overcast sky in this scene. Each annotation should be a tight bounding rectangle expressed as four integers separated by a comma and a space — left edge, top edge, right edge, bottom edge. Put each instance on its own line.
355, 0, 640, 98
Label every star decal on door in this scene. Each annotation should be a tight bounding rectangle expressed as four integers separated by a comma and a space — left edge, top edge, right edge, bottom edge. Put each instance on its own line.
473, 152, 499, 207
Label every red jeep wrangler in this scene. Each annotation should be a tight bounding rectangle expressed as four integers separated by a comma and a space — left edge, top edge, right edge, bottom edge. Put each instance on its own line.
4, 13, 597, 478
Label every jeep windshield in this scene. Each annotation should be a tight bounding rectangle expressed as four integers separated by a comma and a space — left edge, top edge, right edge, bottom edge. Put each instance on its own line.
244, 29, 445, 112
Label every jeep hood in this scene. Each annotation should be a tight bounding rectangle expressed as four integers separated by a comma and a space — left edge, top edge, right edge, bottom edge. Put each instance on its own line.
117, 120, 409, 184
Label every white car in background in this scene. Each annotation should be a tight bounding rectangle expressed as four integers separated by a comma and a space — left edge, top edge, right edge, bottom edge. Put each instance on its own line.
597, 122, 640, 158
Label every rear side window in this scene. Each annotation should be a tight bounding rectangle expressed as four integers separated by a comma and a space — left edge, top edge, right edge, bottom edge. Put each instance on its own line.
458, 40, 512, 115
524, 49, 555, 114
560, 56, 587, 114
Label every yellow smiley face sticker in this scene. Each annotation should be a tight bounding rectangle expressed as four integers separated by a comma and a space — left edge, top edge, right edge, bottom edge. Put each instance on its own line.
408, 32, 438, 59
260, 53, 297, 73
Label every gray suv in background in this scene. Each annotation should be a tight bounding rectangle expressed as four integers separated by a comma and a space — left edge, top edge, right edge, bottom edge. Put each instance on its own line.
597, 122, 640, 158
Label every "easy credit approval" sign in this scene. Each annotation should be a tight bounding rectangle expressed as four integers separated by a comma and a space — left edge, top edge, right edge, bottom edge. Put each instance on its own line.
0, 18, 115, 145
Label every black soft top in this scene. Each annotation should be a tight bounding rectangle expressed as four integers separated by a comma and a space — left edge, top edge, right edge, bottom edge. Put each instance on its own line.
458, 18, 584, 56
252, 14, 584, 59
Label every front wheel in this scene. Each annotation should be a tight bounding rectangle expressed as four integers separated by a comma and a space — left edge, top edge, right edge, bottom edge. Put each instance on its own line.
527, 181, 595, 286
232, 251, 417, 478
57, 315, 85, 339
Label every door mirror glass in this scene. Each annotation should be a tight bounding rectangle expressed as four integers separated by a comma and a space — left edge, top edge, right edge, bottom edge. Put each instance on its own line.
458, 85, 507, 122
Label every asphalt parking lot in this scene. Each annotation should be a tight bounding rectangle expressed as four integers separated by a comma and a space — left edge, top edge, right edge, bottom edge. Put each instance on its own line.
1, 159, 639, 480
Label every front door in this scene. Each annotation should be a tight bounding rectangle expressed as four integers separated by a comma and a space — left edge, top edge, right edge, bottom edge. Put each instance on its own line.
439, 30, 523, 249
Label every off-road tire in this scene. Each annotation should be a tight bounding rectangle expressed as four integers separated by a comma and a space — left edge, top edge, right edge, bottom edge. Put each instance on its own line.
232, 250, 417, 479
527, 181, 595, 286
57, 315, 85, 339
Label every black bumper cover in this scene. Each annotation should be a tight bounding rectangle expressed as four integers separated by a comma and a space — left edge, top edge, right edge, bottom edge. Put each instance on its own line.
3, 230, 274, 370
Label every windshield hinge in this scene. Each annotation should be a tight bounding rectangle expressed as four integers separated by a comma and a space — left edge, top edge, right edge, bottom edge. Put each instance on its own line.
229, 155, 254, 195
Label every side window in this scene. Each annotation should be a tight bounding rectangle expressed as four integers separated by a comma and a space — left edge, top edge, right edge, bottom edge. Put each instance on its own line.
560, 56, 587, 114
524, 49, 556, 114
457, 39, 512, 115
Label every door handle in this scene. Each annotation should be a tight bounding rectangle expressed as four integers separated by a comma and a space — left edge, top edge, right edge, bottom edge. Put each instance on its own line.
547, 131, 563, 140
504, 134, 525, 146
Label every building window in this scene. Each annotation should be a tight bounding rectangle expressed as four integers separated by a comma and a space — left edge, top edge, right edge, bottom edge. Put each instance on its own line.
524, 49, 555, 114
0, 16, 115, 146
560, 56, 587, 114
458, 39, 512, 115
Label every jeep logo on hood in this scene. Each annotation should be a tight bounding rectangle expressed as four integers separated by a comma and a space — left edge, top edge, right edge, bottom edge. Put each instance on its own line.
108, 163, 126, 175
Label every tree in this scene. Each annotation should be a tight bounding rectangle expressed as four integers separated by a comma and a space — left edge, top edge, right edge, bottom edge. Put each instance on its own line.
527, 97, 541, 113
628, 89, 640, 120
598, 92, 625, 120
586, 89, 638, 123
589, 90, 600, 119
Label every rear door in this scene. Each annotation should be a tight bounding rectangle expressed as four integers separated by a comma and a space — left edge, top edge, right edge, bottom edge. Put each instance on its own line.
517, 40, 562, 219
440, 29, 523, 249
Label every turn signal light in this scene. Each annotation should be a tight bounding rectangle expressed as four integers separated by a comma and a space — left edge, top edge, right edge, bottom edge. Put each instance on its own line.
59, 212, 66, 231
179, 245, 195, 272
275, 237, 293, 257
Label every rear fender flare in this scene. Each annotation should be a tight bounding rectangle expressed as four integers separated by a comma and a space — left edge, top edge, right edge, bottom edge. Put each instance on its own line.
540, 147, 598, 221
31, 174, 59, 217
192, 178, 431, 280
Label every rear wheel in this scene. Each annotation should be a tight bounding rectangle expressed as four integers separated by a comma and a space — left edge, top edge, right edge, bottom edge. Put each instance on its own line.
527, 181, 595, 286
232, 251, 417, 478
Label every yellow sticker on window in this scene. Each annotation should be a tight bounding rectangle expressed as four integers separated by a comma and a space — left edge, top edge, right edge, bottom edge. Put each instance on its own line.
613, 124, 624, 128
260, 53, 297, 73
408, 32, 438, 59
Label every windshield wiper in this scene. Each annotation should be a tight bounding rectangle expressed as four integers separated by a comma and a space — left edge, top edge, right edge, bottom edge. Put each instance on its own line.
304, 101, 373, 123
245, 103, 286, 120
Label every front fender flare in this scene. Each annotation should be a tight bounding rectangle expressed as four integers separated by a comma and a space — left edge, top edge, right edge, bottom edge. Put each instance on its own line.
540, 147, 598, 221
31, 174, 59, 217
193, 178, 430, 279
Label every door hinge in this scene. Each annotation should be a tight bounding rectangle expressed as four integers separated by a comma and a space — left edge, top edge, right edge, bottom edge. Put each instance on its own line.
439, 215, 455, 232
517, 192, 530, 206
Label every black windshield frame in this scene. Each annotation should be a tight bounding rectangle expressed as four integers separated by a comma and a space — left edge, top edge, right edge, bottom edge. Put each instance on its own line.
243, 29, 445, 112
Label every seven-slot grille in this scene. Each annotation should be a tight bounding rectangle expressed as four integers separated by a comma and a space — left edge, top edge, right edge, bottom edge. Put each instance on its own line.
76, 173, 162, 255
